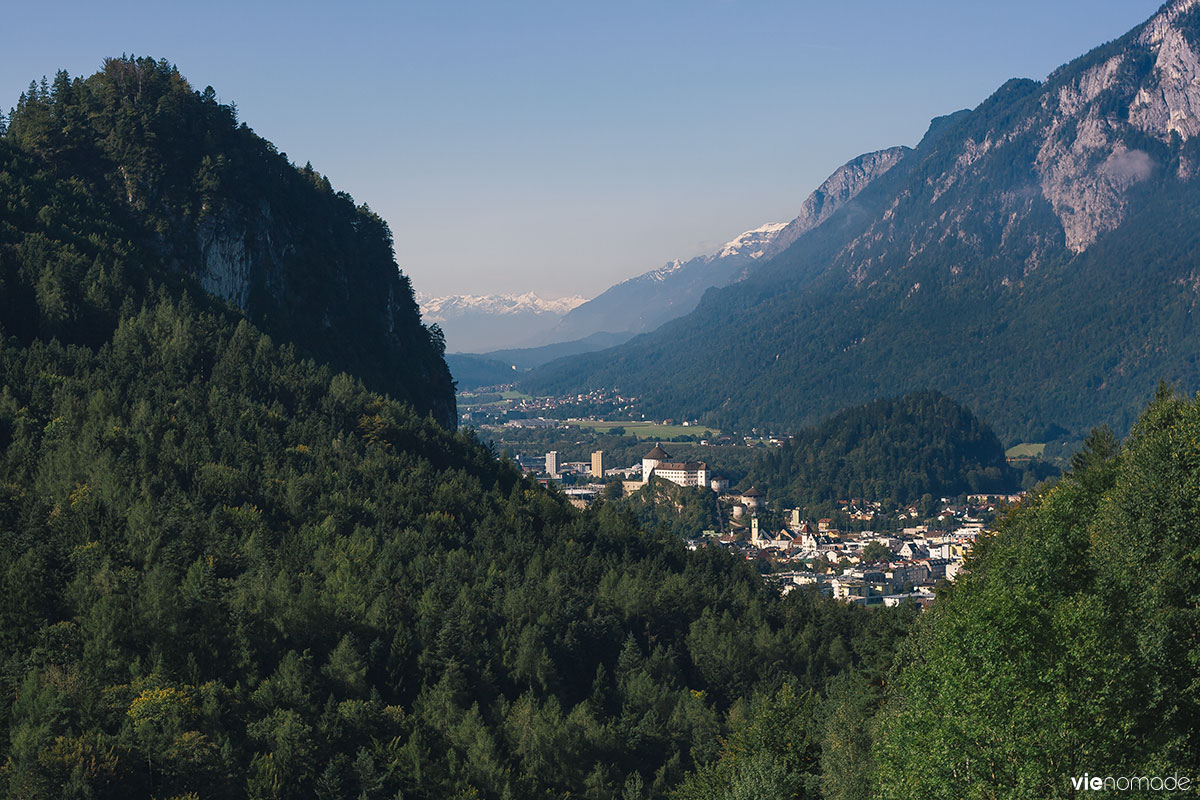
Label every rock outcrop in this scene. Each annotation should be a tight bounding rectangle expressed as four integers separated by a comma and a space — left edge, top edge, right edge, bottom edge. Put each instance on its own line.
763, 146, 909, 258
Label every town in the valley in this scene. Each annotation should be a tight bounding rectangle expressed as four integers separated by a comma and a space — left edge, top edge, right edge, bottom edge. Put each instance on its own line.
474, 389, 1022, 608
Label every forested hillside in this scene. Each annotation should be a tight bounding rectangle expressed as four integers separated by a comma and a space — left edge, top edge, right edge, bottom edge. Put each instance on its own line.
0, 296, 919, 798
871, 390, 1200, 799
0, 57, 454, 426
524, 0, 1200, 443
743, 392, 1017, 508
0, 59, 918, 798
675, 388, 1200, 799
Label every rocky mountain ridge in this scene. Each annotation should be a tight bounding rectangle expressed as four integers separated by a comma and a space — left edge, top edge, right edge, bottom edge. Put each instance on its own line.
542, 147, 909, 347
762, 146, 910, 259
524, 0, 1200, 441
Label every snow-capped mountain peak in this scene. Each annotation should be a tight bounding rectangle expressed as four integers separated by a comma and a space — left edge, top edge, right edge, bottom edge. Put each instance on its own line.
643, 259, 687, 282
717, 222, 788, 259
418, 292, 586, 323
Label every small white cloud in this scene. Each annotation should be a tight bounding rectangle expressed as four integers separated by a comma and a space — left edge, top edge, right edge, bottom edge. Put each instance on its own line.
1100, 149, 1154, 185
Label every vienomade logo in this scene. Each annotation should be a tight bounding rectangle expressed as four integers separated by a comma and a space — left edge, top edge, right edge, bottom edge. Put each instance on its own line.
1070, 773, 1193, 792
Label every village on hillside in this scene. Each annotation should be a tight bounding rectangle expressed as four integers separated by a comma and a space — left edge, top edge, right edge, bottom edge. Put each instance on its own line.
521, 439, 1021, 608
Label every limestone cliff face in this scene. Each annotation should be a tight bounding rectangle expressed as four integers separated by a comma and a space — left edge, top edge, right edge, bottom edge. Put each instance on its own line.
195, 209, 260, 310
763, 146, 909, 259
188, 198, 455, 427
1033, 8, 1200, 254
812, 0, 1200, 288
1134, 0, 1200, 143
1016, 0, 1200, 252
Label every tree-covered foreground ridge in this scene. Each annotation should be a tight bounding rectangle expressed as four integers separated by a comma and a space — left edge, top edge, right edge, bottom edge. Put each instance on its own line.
0, 57, 916, 799
856, 387, 1199, 800
0, 57, 1197, 800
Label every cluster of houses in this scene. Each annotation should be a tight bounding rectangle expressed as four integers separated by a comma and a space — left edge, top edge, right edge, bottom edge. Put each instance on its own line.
687, 504, 1005, 607
528, 443, 1016, 608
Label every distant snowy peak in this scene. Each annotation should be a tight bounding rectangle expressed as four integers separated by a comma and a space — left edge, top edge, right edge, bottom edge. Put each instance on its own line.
643, 259, 688, 283
630, 222, 788, 287
718, 221, 789, 259
418, 292, 586, 323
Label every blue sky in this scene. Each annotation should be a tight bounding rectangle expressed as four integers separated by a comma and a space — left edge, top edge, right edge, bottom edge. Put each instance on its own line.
1, 0, 1165, 298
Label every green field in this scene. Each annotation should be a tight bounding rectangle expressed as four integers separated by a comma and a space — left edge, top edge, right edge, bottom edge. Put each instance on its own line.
566, 420, 719, 439
1005, 442, 1046, 458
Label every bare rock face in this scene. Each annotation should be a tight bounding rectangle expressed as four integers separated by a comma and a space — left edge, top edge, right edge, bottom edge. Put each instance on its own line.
1034, 0, 1200, 252
764, 147, 909, 258
196, 210, 254, 309
844, 0, 1200, 270
1035, 100, 1153, 254
1131, 14, 1200, 141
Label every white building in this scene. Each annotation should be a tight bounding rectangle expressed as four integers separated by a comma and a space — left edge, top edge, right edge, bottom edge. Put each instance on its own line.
642, 443, 710, 488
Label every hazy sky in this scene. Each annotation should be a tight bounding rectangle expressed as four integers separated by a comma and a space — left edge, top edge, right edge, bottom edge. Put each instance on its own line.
2, 1, 1164, 299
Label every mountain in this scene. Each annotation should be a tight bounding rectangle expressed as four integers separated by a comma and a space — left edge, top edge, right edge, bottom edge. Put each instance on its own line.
0, 57, 924, 799
419, 291, 585, 353
543, 223, 785, 345
760, 147, 910, 259
744, 391, 1016, 508
444, 352, 521, 391
525, 0, 1200, 442
545, 148, 908, 348
1, 58, 455, 427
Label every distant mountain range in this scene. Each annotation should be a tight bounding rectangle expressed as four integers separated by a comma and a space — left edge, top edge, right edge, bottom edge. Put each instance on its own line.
437, 146, 909, 386
542, 222, 787, 345
417, 292, 585, 353
524, 0, 1200, 442
544, 147, 911, 348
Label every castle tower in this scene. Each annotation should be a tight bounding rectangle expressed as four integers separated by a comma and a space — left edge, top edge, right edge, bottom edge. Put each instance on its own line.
642, 442, 671, 484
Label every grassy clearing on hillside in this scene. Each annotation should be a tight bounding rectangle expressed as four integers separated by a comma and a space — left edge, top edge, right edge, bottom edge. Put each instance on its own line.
1005, 442, 1046, 458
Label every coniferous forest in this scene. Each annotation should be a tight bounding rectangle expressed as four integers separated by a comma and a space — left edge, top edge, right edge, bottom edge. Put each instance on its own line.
0, 58, 916, 799
742, 391, 1016, 508
1, 57, 1198, 800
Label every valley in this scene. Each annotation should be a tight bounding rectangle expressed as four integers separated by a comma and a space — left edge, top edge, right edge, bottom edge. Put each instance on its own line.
2, 2, 1200, 798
